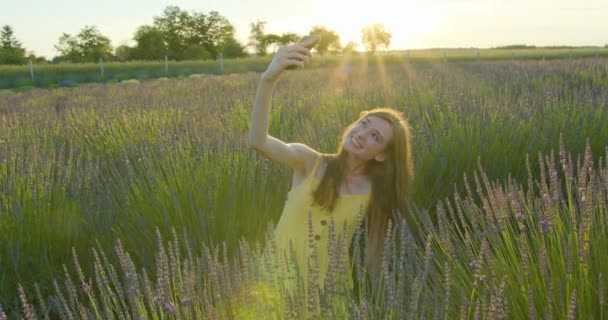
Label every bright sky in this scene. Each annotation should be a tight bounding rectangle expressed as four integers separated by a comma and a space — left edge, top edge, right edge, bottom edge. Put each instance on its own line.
2, 0, 607, 58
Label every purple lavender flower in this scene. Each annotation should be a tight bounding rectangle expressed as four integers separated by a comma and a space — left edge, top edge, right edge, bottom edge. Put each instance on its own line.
520, 224, 526, 232
516, 213, 524, 221
540, 219, 549, 231
163, 302, 176, 315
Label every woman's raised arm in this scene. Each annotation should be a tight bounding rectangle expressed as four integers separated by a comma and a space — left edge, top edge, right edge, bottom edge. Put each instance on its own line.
247, 36, 319, 172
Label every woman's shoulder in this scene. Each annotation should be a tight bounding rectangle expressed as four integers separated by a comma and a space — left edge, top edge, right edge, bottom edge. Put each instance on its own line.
287, 143, 324, 177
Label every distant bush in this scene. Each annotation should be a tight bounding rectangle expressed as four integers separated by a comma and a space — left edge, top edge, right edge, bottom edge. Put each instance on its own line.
495, 44, 536, 49
544, 45, 576, 49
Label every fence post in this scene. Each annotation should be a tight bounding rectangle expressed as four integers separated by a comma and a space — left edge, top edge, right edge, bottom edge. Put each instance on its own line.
99, 57, 104, 78
219, 52, 224, 72
29, 59, 35, 82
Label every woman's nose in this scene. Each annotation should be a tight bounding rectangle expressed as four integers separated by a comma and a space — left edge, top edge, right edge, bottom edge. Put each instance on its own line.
355, 132, 368, 142
358, 130, 370, 139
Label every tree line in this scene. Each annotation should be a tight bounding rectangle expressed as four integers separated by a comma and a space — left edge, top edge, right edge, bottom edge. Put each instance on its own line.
0, 5, 393, 65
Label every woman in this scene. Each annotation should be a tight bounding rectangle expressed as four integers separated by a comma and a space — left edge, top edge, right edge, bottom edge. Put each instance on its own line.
248, 36, 416, 298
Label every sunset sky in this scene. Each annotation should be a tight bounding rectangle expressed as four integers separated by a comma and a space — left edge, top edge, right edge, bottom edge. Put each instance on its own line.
3, 0, 607, 58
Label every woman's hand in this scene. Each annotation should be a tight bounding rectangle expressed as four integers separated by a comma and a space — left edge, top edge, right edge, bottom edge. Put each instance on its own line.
261, 35, 319, 83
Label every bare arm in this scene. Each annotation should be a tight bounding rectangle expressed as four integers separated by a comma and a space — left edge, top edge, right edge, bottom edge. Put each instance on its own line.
248, 36, 319, 172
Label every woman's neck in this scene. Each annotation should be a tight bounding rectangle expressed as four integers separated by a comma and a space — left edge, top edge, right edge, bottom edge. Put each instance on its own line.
343, 152, 367, 177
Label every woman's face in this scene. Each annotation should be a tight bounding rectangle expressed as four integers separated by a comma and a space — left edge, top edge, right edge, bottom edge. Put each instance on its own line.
343, 115, 394, 161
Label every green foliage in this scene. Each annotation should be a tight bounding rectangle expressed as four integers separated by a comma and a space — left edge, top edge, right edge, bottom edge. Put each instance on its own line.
278, 33, 300, 46
186, 11, 235, 59
153, 6, 189, 58
1, 60, 608, 318
0, 25, 27, 65
263, 33, 282, 53
129, 25, 166, 60
495, 44, 537, 49
54, 25, 113, 63
264, 32, 301, 54
220, 37, 248, 58
0, 25, 23, 51
150, 6, 236, 60
361, 24, 392, 54
183, 44, 212, 60
1, 48, 608, 89
343, 41, 359, 55
310, 26, 342, 55
248, 20, 268, 56
9, 145, 608, 318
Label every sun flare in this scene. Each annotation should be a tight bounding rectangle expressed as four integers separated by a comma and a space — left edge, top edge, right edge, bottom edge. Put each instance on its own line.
312, 0, 439, 50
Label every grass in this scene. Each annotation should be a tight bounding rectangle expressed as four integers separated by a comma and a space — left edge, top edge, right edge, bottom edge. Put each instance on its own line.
1, 47, 607, 89
9, 141, 608, 319
1, 57, 607, 318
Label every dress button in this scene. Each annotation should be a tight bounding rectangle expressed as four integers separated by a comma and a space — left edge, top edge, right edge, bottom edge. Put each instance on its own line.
320, 220, 327, 226
315, 235, 321, 240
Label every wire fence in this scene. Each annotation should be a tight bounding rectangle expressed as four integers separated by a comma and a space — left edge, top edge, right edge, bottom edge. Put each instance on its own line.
1, 48, 607, 90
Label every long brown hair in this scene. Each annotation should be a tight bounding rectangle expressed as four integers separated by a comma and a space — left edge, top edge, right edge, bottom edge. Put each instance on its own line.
312, 108, 416, 275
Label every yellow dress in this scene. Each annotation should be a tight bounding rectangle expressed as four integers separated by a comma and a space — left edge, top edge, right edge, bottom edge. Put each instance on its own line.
273, 155, 371, 298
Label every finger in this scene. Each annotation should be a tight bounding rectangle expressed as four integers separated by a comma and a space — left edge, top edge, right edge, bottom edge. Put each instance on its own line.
282, 59, 305, 68
287, 52, 309, 62
288, 45, 313, 57
298, 35, 319, 49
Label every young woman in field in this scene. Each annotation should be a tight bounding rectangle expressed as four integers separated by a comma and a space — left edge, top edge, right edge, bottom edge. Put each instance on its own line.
248, 36, 416, 296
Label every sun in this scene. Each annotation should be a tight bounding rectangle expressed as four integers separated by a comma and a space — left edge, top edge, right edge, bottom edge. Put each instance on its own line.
312, 0, 439, 50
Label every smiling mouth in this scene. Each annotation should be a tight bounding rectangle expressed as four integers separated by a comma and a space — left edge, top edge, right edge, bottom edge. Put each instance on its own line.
351, 135, 362, 148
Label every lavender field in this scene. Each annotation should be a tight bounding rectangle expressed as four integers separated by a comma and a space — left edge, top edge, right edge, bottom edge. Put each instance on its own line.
1, 58, 608, 319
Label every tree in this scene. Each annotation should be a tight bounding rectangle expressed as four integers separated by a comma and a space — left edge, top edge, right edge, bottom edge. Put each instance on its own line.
1, 25, 22, 49
187, 11, 235, 59
78, 26, 113, 61
183, 44, 211, 60
278, 33, 300, 46
220, 36, 247, 58
343, 41, 359, 55
153, 6, 189, 59
264, 34, 282, 53
27, 51, 47, 64
248, 20, 268, 56
0, 25, 27, 65
55, 26, 113, 62
264, 32, 300, 53
361, 24, 392, 54
130, 25, 166, 60
55, 33, 81, 62
114, 45, 132, 62
153, 6, 235, 60
309, 26, 341, 56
